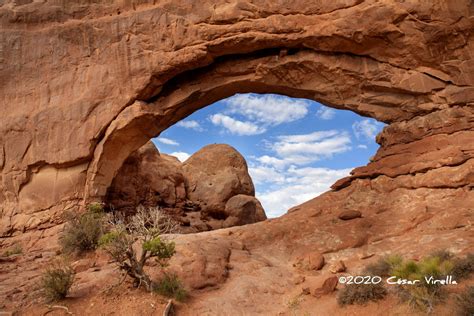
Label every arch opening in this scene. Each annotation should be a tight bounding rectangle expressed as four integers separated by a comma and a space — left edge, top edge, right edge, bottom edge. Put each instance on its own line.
85, 49, 408, 203
101, 92, 384, 232
85, 46, 440, 215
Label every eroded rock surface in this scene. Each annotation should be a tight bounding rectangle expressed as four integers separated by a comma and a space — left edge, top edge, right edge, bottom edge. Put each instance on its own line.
0, 0, 473, 314
0, 0, 473, 241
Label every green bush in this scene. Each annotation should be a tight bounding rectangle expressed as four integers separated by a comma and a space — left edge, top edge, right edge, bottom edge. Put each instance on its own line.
143, 237, 176, 267
337, 283, 387, 306
391, 255, 454, 312
41, 264, 75, 301
153, 273, 187, 302
87, 202, 105, 214
456, 286, 474, 316
355, 252, 472, 312
363, 255, 402, 276
60, 204, 104, 254
451, 253, 474, 280
99, 206, 179, 291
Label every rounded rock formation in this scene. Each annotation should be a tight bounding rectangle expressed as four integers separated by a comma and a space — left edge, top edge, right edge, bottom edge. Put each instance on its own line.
222, 194, 267, 228
105, 142, 266, 232
105, 142, 186, 213
182, 144, 255, 219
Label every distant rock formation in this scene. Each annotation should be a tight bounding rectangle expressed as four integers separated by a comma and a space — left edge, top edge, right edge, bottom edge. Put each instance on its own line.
106, 142, 266, 232
182, 144, 255, 218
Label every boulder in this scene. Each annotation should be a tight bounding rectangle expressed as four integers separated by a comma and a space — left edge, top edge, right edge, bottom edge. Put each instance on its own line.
294, 252, 325, 271
222, 195, 267, 228
183, 144, 255, 219
105, 142, 186, 213
106, 142, 266, 232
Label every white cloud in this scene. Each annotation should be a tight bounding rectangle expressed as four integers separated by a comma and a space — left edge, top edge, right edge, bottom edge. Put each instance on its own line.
209, 113, 266, 136
249, 129, 354, 217
225, 93, 310, 126
156, 137, 179, 146
357, 144, 368, 149
264, 130, 352, 167
256, 167, 352, 218
316, 106, 336, 120
277, 130, 340, 143
248, 165, 286, 185
255, 155, 288, 170
170, 151, 191, 162
177, 120, 204, 132
352, 119, 384, 140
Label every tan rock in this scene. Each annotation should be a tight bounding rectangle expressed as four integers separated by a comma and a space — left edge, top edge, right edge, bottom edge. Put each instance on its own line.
312, 276, 339, 298
295, 252, 325, 271
183, 144, 255, 219
223, 194, 267, 228
330, 261, 347, 274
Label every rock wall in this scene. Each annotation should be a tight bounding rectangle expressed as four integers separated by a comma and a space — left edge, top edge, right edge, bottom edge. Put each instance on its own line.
0, 0, 473, 255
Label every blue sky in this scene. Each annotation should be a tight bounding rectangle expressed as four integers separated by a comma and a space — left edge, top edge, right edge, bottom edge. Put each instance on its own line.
152, 93, 385, 218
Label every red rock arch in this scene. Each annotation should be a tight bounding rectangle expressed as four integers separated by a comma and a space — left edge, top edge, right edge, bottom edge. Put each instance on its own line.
84, 48, 454, 201
0, 0, 472, 239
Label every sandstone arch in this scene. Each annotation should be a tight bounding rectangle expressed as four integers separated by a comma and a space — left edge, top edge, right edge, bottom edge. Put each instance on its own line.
85, 47, 459, 202
1, 0, 473, 244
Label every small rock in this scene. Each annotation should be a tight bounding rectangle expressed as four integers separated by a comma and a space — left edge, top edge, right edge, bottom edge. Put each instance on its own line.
330, 260, 346, 274
301, 287, 311, 295
295, 252, 325, 271
338, 210, 362, 220
312, 276, 338, 297
293, 275, 306, 285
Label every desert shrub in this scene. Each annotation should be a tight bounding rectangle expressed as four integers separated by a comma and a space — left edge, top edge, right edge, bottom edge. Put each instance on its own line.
429, 249, 453, 262
2, 244, 22, 257
87, 202, 104, 214
363, 255, 402, 276
337, 283, 387, 306
60, 203, 105, 254
451, 253, 474, 280
392, 255, 454, 312
455, 286, 474, 316
99, 206, 179, 291
153, 273, 187, 302
41, 263, 75, 301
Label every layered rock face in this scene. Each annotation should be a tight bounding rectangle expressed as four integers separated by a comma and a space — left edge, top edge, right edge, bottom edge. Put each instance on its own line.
106, 142, 265, 232
0, 0, 474, 313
